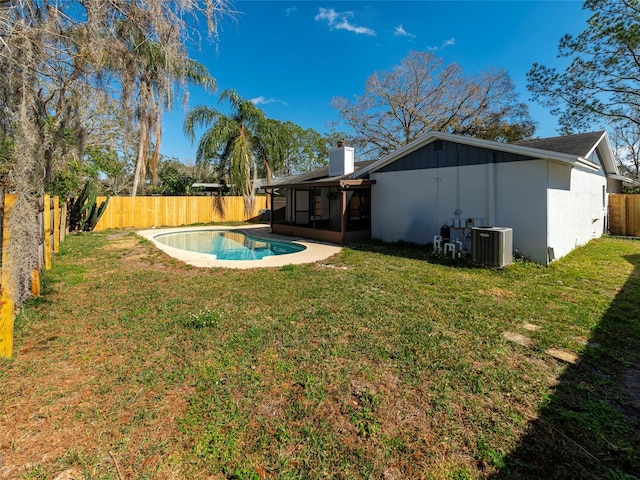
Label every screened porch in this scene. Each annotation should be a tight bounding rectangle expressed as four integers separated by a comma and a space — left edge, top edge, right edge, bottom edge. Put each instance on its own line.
265, 180, 373, 244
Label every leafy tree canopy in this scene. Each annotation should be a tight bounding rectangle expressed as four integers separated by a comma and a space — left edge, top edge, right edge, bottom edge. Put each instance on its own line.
254, 119, 328, 178
151, 159, 198, 195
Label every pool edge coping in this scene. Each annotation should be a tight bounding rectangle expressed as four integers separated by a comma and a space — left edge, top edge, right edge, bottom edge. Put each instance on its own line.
136, 225, 343, 269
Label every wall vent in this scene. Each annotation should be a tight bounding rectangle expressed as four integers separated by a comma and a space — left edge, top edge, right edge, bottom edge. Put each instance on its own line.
472, 227, 513, 268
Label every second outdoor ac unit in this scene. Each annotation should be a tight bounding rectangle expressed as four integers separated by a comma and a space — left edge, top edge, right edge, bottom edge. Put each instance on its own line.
472, 227, 513, 267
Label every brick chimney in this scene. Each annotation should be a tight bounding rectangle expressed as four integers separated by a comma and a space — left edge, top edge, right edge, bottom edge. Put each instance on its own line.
329, 141, 355, 177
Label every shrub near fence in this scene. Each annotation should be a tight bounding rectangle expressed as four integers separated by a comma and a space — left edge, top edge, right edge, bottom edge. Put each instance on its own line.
1, 193, 65, 358
609, 194, 640, 237
93, 195, 268, 231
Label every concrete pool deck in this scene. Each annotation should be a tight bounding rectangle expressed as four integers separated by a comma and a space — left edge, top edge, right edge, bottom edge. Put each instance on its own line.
137, 225, 343, 269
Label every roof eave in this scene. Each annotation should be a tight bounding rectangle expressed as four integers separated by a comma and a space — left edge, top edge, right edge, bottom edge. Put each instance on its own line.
340, 179, 376, 187
608, 173, 640, 186
575, 157, 601, 171
583, 131, 608, 160
262, 178, 375, 190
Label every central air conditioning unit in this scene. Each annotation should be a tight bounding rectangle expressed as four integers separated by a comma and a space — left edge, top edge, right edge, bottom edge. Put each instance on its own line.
472, 227, 513, 267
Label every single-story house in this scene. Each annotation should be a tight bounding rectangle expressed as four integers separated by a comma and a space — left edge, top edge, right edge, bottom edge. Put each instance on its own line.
263, 131, 636, 264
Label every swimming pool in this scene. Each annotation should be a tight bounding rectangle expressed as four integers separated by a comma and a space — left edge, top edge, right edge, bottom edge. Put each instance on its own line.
153, 229, 306, 260
137, 226, 342, 269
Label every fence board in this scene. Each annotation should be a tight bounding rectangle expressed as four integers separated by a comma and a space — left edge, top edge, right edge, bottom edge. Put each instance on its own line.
629, 196, 640, 237
609, 195, 626, 236
0, 193, 64, 358
0, 194, 15, 358
37, 199, 44, 270
44, 194, 51, 270
609, 194, 640, 237
53, 196, 60, 253
93, 196, 268, 231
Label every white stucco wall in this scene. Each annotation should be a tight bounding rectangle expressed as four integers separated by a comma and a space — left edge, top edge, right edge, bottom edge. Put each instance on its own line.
546, 162, 607, 261
370, 166, 460, 245
370, 160, 549, 262
493, 161, 549, 263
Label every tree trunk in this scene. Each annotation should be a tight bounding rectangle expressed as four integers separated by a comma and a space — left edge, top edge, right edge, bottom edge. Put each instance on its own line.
43, 148, 54, 189
149, 108, 162, 185
132, 115, 149, 197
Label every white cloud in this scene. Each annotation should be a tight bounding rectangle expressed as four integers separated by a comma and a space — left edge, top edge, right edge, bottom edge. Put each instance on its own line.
315, 7, 376, 36
251, 96, 275, 105
250, 96, 288, 107
284, 6, 297, 16
427, 37, 455, 51
315, 7, 340, 25
394, 24, 416, 39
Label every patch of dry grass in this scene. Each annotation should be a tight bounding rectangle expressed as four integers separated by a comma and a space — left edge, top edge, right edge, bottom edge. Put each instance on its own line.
1, 230, 639, 479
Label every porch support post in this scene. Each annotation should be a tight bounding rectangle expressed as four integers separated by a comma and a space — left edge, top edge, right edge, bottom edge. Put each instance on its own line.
291, 188, 295, 226
312, 187, 316, 229
269, 188, 274, 229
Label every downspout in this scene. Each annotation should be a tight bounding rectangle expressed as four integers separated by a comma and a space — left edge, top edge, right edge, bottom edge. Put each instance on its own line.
456, 154, 460, 212
546, 160, 552, 264
487, 160, 495, 226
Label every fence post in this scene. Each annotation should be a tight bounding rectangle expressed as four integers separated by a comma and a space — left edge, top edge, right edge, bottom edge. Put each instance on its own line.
31, 270, 40, 296
43, 194, 51, 270
31, 196, 43, 296
53, 196, 60, 253
59, 199, 67, 243
0, 193, 15, 358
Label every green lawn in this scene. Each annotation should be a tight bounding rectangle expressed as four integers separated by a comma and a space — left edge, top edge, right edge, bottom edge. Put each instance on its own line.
2, 229, 639, 479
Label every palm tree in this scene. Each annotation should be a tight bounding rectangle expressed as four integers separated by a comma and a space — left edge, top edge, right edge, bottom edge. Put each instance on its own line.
184, 89, 265, 215
112, 25, 215, 196
148, 57, 215, 186
254, 118, 288, 183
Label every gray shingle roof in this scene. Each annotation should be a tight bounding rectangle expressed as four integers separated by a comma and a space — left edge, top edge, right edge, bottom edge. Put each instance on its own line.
273, 160, 378, 186
514, 131, 605, 157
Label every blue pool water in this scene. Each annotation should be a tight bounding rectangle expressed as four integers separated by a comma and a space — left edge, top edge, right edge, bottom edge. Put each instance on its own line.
153, 230, 306, 260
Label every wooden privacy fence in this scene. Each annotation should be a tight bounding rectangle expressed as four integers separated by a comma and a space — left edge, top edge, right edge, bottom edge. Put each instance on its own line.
94, 195, 268, 231
609, 194, 640, 237
1, 193, 66, 358
0, 193, 267, 357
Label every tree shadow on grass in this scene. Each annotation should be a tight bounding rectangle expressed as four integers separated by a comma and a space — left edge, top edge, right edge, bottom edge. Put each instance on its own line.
492, 253, 640, 479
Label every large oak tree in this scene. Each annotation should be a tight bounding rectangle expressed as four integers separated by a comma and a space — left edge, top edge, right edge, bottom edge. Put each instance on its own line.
331, 50, 535, 158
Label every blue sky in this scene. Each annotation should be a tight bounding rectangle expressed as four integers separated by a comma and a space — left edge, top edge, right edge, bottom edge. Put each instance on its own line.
161, 1, 592, 163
